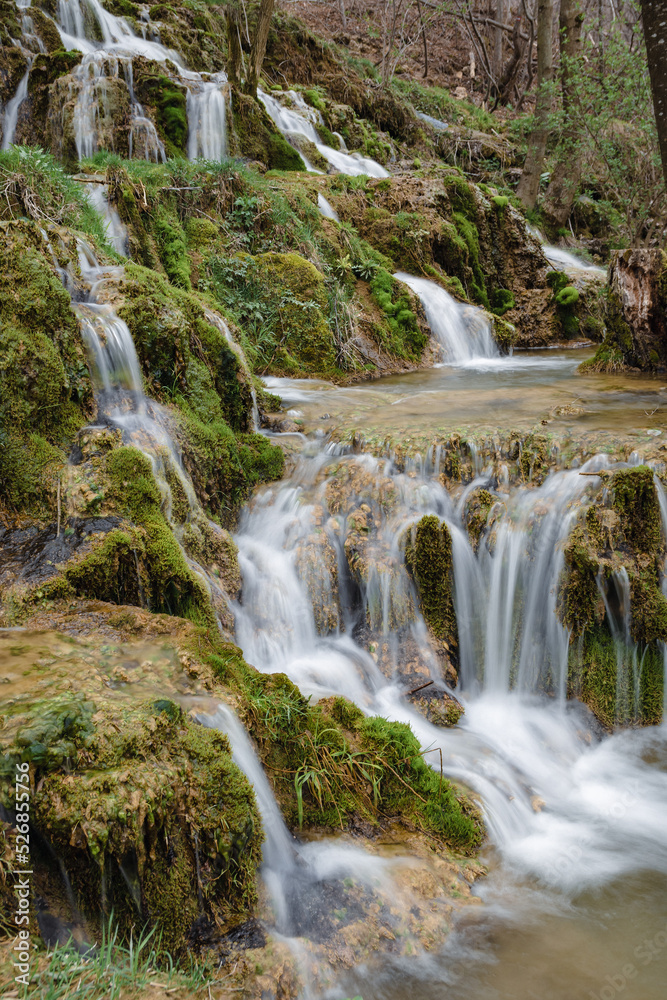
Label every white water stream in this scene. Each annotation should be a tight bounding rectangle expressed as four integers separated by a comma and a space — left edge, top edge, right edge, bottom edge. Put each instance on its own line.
3, 0, 229, 161
231, 441, 667, 998
258, 88, 390, 177
394, 271, 498, 363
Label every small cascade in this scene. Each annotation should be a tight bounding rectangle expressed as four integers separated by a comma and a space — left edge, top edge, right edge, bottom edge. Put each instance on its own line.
83, 182, 128, 255
51, 0, 226, 162
45, 232, 244, 627
394, 271, 498, 363
258, 88, 390, 178
186, 72, 228, 161
317, 193, 339, 221
1, 62, 31, 150
526, 223, 606, 278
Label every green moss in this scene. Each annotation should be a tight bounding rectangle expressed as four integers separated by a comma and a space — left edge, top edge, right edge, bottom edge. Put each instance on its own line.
369, 268, 427, 360
208, 251, 342, 377
154, 209, 191, 290
491, 288, 514, 316
443, 173, 477, 217
0, 224, 92, 516
569, 623, 664, 727
559, 526, 603, 636
611, 466, 662, 554
492, 195, 509, 210
464, 489, 495, 548
118, 262, 252, 430
404, 515, 457, 648
135, 74, 188, 157
452, 212, 488, 307
230, 88, 306, 171
520, 432, 550, 482
556, 285, 579, 307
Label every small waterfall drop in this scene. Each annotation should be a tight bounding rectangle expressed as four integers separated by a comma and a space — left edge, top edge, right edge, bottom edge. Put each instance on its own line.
83, 182, 128, 255
1, 63, 31, 149
317, 193, 339, 221
186, 73, 228, 161
258, 88, 390, 178
51, 0, 227, 162
394, 272, 498, 363
198, 703, 416, 956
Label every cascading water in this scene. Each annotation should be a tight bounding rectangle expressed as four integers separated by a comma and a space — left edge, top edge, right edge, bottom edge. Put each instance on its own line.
232, 441, 667, 998
82, 181, 128, 255
1, 63, 30, 149
37, 0, 228, 162
317, 193, 340, 221
47, 232, 240, 626
186, 72, 228, 161
258, 88, 390, 178
394, 271, 498, 363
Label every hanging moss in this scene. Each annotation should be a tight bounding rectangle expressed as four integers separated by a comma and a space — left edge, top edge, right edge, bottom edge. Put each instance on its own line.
611, 466, 662, 554
452, 212, 488, 307
404, 515, 458, 649
134, 73, 188, 157
559, 525, 604, 636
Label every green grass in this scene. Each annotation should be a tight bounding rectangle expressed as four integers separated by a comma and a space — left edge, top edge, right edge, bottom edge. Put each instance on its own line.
0, 146, 117, 253
6, 919, 214, 999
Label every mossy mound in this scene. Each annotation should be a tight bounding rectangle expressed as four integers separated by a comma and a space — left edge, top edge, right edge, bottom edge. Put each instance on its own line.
0, 632, 261, 955
404, 515, 458, 652
207, 250, 342, 377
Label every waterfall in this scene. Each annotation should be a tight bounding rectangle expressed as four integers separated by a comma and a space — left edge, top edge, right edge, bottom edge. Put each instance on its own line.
258, 88, 390, 178
46, 232, 239, 626
51, 0, 227, 162
1, 63, 30, 150
83, 182, 128, 255
394, 272, 498, 363
198, 703, 411, 948
232, 444, 667, 911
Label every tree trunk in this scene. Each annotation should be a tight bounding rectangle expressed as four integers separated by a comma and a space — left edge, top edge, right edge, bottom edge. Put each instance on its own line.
516, 0, 554, 210
541, 0, 584, 225
226, 4, 242, 88
338, 0, 347, 30
640, 0, 667, 188
494, 0, 506, 82
245, 0, 275, 97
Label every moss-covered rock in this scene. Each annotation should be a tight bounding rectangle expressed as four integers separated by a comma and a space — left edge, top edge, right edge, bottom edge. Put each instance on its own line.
404, 515, 457, 651
559, 466, 666, 725
0, 631, 262, 955
229, 88, 306, 171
